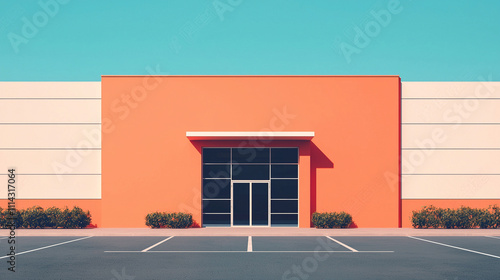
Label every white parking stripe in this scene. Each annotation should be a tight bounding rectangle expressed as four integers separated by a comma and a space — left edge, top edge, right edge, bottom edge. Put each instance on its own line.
247, 236, 253, 252
141, 236, 174, 252
105, 250, 393, 253
325, 236, 358, 252
408, 236, 500, 259
485, 236, 500, 240
0, 236, 92, 259
0, 237, 8, 240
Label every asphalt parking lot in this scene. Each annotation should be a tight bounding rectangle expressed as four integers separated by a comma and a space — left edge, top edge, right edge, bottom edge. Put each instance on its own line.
1, 235, 499, 279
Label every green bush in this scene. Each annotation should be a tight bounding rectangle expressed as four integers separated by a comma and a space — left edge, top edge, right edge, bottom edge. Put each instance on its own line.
411, 205, 439, 228
0, 208, 24, 228
476, 205, 500, 229
0, 207, 3, 228
0, 207, 5, 228
411, 205, 499, 229
22, 206, 48, 229
491, 205, 500, 228
45, 207, 62, 228
0, 206, 91, 229
59, 207, 92, 229
145, 212, 193, 228
145, 212, 163, 228
312, 211, 352, 228
439, 207, 458, 229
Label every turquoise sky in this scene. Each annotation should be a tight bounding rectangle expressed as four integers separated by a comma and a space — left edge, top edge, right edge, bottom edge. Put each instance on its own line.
1, 0, 499, 81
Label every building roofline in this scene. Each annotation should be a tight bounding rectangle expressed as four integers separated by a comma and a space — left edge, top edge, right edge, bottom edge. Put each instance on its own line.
101, 75, 400, 78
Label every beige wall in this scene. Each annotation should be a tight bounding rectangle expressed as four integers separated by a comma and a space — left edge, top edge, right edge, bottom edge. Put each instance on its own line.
0, 82, 101, 199
401, 82, 500, 199
0, 100, 100, 123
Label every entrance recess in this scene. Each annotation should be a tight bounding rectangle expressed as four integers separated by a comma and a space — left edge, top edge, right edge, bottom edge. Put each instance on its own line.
232, 181, 269, 226
202, 147, 299, 227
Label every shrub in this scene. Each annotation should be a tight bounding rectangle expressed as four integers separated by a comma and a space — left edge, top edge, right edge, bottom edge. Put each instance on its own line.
0, 208, 24, 228
59, 207, 92, 229
22, 206, 48, 229
411, 205, 439, 228
0, 206, 91, 229
312, 212, 352, 228
477, 205, 500, 229
0, 207, 4, 228
71, 207, 92, 228
145, 212, 163, 228
439, 208, 458, 229
45, 207, 62, 228
411, 205, 499, 229
476, 208, 493, 229
145, 212, 193, 228
166, 212, 193, 228
489, 205, 500, 228
491, 205, 500, 228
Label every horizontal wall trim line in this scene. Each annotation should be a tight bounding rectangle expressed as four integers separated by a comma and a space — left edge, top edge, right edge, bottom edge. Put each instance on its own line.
103, 75, 400, 77
402, 124, 500, 127
0, 198, 102, 200
402, 148, 500, 150
0, 98, 101, 100
0, 123, 101, 125
402, 98, 500, 100
402, 123, 500, 125
0, 173, 101, 176
402, 198, 500, 200
402, 174, 500, 176
0, 148, 102, 150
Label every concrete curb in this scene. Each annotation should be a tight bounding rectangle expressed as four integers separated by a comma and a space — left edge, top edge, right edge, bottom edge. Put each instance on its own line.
2, 228, 500, 237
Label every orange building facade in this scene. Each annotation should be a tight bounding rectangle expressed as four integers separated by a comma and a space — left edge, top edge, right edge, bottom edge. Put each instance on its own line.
100, 75, 401, 228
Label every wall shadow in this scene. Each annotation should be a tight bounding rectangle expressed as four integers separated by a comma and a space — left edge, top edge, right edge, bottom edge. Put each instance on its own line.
310, 142, 334, 220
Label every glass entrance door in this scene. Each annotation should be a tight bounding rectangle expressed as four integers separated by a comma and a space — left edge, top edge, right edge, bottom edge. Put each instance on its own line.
233, 182, 250, 226
232, 181, 269, 226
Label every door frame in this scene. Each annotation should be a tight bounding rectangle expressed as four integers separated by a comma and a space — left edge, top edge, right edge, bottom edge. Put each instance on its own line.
231, 180, 271, 227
